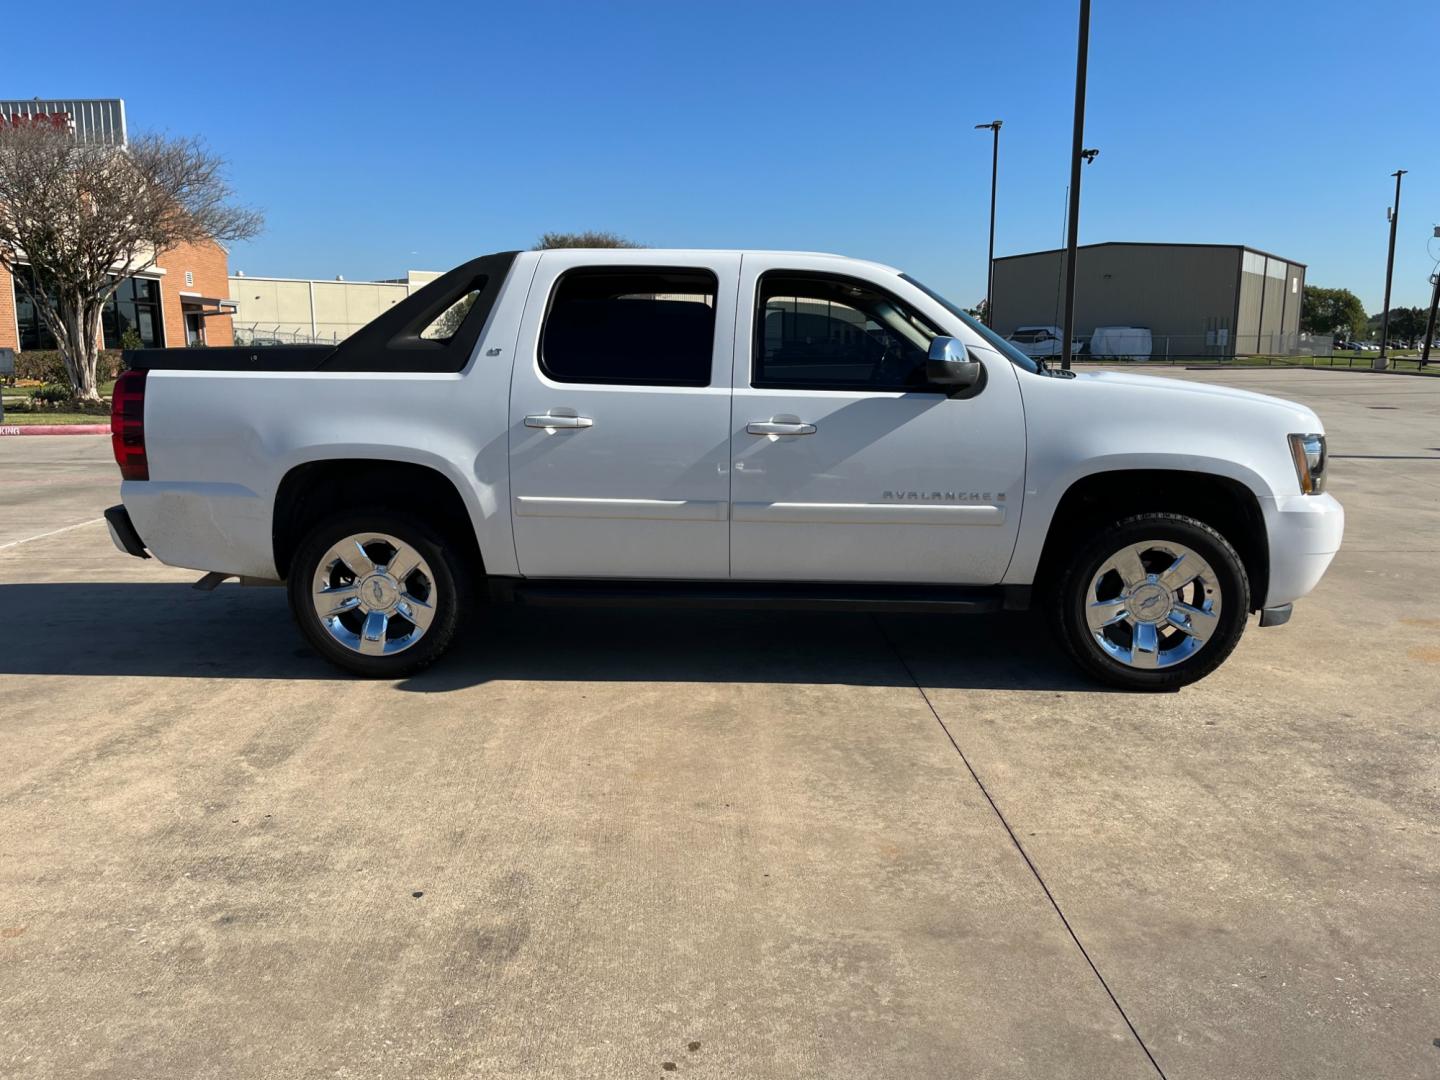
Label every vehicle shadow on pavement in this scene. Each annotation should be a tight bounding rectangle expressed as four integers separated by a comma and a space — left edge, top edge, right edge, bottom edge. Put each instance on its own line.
2, 582, 1100, 692
405, 606, 1102, 693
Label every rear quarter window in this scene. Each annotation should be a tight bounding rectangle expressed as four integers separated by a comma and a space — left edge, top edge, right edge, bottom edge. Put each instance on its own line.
540, 268, 718, 386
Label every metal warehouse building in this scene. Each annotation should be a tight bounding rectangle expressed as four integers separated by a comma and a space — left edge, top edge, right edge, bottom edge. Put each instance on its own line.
991, 242, 1308, 359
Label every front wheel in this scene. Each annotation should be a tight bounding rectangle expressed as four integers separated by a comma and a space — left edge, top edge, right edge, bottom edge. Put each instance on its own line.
287, 510, 468, 678
1049, 513, 1250, 690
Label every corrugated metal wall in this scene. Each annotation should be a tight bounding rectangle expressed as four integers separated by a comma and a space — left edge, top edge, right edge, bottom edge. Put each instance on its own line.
0, 99, 127, 146
991, 244, 1244, 357
1237, 250, 1305, 352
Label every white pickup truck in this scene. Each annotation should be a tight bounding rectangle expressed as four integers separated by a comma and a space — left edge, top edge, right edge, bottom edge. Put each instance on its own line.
106, 249, 1343, 689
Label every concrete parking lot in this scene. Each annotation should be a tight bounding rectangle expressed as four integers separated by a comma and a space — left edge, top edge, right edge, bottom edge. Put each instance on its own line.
2, 368, 1438, 1079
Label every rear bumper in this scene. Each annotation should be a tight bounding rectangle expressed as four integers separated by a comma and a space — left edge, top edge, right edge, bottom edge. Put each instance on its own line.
104, 504, 150, 559
120, 480, 278, 579
1261, 492, 1344, 608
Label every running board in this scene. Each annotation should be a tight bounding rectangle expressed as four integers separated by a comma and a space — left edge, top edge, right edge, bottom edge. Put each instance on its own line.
490, 578, 1023, 615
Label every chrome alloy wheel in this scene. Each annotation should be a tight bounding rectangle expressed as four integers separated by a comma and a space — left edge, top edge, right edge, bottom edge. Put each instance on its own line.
1085, 540, 1222, 670
310, 533, 436, 657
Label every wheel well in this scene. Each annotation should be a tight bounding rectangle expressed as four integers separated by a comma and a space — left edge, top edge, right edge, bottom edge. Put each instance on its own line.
1035, 470, 1269, 610
272, 459, 483, 580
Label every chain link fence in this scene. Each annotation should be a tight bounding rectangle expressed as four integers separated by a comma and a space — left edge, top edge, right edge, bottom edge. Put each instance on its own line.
232, 324, 340, 347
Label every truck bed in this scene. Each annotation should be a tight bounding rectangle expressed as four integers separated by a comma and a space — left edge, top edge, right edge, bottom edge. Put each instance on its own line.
125, 345, 335, 372
123, 251, 518, 375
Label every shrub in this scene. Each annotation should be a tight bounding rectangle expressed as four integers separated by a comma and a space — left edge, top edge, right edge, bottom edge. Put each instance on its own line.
32, 383, 73, 404
11, 349, 124, 385
13, 350, 67, 383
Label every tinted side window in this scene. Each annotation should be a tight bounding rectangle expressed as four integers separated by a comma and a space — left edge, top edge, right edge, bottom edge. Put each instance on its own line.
754, 273, 941, 392
541, 268, 718, 386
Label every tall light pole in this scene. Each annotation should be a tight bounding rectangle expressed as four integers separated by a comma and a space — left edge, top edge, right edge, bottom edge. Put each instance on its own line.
1423, 268, 1439, 369
975, 120, 1003, 327
1059, 0, 1092, 372
1421, 225, 1440, 370
1377, 168, 1406, 370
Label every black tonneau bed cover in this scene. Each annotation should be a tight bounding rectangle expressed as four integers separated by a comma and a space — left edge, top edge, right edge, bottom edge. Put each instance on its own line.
125, 251, 518, 374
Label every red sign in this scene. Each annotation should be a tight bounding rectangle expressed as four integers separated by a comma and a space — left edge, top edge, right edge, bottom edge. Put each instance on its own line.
0, 111, 74, 133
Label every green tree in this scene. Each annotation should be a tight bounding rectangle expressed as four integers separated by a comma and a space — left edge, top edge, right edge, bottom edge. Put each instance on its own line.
1300, 286, 1367, 339
534, 231, 642, 249
1383, 306, 1427, 346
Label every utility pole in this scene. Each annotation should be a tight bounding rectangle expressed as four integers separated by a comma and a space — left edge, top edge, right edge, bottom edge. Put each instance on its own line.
1377, 169, 1406, 370
975, 120, 1003, 326
1059, 0, 1092, 372
1423, 267, 1439, 369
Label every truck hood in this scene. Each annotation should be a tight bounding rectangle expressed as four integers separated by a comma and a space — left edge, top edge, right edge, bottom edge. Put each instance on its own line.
1073, 369, 1322, 428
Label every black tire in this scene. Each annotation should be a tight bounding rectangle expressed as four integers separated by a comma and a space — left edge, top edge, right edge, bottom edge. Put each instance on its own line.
1048, 512, 1249, 691
287, 508, 469, 678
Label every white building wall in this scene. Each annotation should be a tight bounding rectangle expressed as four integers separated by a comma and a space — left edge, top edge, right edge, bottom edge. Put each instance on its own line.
227, 271, 440, 343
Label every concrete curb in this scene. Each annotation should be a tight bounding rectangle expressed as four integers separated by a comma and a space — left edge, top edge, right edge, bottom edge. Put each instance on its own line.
0, 423, 111, 436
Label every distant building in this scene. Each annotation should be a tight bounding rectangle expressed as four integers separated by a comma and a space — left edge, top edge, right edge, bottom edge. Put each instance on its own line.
991, 242, 1308, 358
227, 270, 443, 344
0, 98, 236, 352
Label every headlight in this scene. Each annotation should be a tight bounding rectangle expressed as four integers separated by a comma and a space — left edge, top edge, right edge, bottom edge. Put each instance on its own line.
1288, 433, 1327, 494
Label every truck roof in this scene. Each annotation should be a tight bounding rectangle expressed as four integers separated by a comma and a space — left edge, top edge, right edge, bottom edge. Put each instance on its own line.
527, 248, 904, 275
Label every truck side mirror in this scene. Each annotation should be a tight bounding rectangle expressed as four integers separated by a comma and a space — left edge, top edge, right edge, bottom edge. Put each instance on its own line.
926, 337, 982, 390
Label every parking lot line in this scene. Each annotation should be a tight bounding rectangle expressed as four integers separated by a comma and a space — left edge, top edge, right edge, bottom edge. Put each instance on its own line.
876, 615, 1171, 1080
0, 516, 104, 550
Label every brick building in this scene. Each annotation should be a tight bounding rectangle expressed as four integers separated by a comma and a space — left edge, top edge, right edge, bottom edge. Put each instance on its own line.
0, 98, 237, 354
0, 239, 236, 353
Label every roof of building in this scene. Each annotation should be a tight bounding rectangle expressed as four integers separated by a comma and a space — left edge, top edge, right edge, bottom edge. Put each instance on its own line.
993, 241, 1306, 268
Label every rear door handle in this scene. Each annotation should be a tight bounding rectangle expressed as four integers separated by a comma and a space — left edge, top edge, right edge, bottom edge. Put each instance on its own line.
525, 414, 594, 430
747, 420, 816, 436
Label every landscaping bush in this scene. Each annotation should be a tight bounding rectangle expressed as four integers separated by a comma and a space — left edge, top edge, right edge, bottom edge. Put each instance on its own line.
10, 349, 123, 386
32, 383, 73, 404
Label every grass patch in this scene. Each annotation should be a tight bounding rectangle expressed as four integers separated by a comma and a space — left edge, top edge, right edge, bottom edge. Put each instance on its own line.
0, 412, 110, 427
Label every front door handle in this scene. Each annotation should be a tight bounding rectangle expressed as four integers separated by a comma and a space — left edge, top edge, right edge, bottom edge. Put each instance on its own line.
525, 414, 594, 430
747, 420, 816, 436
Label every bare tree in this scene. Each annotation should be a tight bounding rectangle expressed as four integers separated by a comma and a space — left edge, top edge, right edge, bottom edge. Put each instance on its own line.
534, 231, 642, 250
0, 124, 263, 400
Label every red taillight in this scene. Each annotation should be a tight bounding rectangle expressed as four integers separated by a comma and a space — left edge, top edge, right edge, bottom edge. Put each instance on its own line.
111, 370, 148, 481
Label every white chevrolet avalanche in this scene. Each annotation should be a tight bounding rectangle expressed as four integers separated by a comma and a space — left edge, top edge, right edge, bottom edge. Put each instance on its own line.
104, 249, 1344, 689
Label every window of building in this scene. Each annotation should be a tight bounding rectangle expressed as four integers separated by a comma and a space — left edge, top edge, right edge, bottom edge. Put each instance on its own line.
13, 267, 56, 351
13, 266, 164, 350
754, 272, 941, 392
185, 312, 206, 346
540, 268, 717, 386
102, 276, 164, 349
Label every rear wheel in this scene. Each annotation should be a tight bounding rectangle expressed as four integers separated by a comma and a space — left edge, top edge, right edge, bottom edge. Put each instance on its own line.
287, 510, 467, 678
1050, 513, 1249, 690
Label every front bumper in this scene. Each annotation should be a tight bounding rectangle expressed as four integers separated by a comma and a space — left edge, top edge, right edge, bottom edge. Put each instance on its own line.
104, 504, 150, 559
1261, 492, 1344, 608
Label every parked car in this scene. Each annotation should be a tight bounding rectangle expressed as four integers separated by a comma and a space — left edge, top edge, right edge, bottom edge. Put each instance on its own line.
1004, 325, 1082, 359
105, 249, 1343, 690
1089, 326, 1154, 361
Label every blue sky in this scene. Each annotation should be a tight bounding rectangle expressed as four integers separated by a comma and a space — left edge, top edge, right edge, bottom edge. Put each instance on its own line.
13, 0, 1439, 310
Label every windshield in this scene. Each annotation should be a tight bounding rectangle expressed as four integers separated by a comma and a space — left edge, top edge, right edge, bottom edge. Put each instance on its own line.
900, 273, 1042, 374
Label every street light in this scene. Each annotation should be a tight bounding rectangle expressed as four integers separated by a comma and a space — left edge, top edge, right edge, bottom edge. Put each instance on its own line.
1059, 0, 1093, 372
1422, 224, 1440, 369
1378, 168, 1407, 369
975, 120, 1003, 327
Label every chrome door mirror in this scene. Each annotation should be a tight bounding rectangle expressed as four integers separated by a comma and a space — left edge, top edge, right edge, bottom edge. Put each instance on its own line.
926, 337, 982, 389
